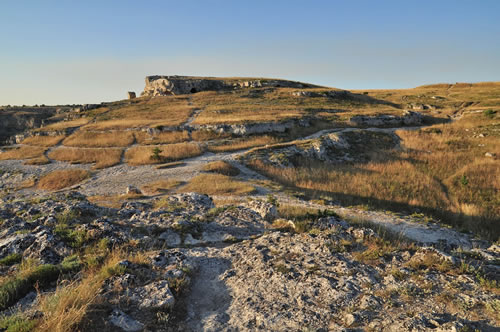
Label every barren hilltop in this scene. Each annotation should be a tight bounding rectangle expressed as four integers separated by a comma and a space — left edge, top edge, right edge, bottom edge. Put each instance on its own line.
0, 76, 498, 331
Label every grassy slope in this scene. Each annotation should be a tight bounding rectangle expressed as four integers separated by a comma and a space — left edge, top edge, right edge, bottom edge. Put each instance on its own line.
248, 82, 500, 240
1, 79, 498, 238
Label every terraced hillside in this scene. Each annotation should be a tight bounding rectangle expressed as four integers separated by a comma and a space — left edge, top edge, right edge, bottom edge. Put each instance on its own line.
0, 77, 498, 331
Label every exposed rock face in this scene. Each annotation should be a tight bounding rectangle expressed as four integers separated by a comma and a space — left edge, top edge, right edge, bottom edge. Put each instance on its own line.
0, 105, 98, 145
246, 129, 400, 167
349, 110, 424, 127
141, 75, 319, 96
0, 108, 56, 145
0, 192, 498, 331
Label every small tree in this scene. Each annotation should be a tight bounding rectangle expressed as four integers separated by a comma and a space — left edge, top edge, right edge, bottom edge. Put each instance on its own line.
151, 147, 163, 161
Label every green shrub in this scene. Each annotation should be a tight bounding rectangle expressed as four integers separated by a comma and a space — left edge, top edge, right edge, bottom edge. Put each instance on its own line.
0, 314, 37, 332
54, 222, 88, 249
0, 254, 22, 266
0, 257, 82, 311
150, 147, 163, 161
483, 109, 497, 118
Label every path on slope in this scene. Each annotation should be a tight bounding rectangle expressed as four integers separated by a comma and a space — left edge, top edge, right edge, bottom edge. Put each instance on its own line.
1, 122, 481, 250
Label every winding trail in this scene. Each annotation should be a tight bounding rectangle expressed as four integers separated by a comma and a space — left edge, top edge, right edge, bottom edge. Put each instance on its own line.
1, 121, 484, 250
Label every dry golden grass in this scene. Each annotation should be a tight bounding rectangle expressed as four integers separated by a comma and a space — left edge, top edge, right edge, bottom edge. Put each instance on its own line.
208, 135, 280, 152
248, 111, 500, 240
16, 177, 37, 189
37, 169, 90, 190
155, 161, 186, 169
134, 130, 189, 144
87, 192, 145, 208
21, 135, 65, 147
48, 148, 123, 169
36, 250, 124, 332
0, 146, 46, 160
125, 143, 203, 165
353, 81, 500, 117
190, 88, 401, 125
63, 131, 134, 147
141, 179, 183, 195
24, 155, 50, 165
82, 96, 192, 130
34, 118, 91, 131
202, 161, 240, 176
180, 173, 255, 196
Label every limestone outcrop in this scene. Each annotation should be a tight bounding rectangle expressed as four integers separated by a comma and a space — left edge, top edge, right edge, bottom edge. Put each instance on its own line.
141, 75, 319, 96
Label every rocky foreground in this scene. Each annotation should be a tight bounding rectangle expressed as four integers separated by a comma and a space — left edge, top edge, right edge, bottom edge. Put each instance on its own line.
0, 192, 498, 331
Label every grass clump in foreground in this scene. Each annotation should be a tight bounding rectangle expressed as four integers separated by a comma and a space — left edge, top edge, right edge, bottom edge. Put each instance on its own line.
0, 313, 37, 332
202, 161, 240, 176
0, 253, 22, 266
37, 169, 90, 191
0, 256, 81, 311
125, 143, 203, 165
48, 147, 123, 169
180, 173, 256, 196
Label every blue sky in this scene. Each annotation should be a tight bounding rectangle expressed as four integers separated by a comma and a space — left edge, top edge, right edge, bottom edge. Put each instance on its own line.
1, 0, 499, 105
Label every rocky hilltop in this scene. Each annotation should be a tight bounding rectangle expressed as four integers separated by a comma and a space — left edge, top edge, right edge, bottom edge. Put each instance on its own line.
0, 78, 498, 331
141, 75, 320, 96
0, 107, 58, 145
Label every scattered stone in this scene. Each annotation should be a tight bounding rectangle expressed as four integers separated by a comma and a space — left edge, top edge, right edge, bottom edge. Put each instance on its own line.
131, 280, 175, 309
125, 186, 141, 195
109, 309, 144, 332
244, 200, 277, 221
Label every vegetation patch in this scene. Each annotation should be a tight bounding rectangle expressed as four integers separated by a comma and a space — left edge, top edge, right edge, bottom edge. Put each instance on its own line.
21, 135, 65, 147
63, 131, 134, 148
134, 130, 190, 145
37, 169, 90, 191
208, 135, 279, 153
87, 192, 144, 208
141, 179, 183, 195
0, 146, 47, 161
202, 161, 240, 176
0, 253, 22, 266
125, 143, 203, 165
180, 173, 255, 196
48, 147, 123, 169
0, 256, 81, 311
23, 155, 50, 165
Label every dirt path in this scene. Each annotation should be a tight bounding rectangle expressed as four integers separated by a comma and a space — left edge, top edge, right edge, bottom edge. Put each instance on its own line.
182, 247, 232, 331
3, 123, 481, 250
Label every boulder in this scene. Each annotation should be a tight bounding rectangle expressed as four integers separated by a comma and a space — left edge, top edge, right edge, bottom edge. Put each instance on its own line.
125, 186, 141, 195
127, 91, 136, 99
244, 200, 277, 221
109, 309, 144, 332
131, 280, 175, 309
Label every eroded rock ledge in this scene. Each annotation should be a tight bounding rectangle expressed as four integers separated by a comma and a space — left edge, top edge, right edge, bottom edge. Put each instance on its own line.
141, 75, 320, 96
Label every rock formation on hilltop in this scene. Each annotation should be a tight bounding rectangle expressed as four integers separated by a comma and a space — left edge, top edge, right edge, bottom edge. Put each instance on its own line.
141, 75, 320, 96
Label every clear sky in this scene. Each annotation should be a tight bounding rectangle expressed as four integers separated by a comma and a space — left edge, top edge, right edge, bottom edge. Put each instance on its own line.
1, 0, 499, 105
